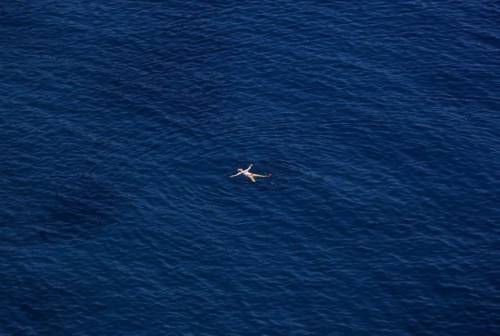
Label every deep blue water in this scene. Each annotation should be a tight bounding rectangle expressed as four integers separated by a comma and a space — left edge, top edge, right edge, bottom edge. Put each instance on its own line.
1, 1, 499, 335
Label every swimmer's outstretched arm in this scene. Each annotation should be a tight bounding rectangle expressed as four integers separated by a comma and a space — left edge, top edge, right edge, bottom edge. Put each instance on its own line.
245, 164, 253, 171
230, 171, 243, 178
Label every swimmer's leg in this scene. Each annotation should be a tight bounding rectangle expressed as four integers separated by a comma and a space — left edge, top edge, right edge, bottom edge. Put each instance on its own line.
252, 173, 271, 178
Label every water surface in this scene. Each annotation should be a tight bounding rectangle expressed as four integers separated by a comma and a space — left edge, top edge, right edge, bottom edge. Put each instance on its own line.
1, 1, 499, 335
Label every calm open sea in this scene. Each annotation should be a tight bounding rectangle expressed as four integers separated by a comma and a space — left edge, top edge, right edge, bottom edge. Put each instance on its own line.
1, 1, 499, 335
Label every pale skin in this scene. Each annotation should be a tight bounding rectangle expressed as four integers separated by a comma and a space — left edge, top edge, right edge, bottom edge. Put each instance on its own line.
230, 164, 271, 183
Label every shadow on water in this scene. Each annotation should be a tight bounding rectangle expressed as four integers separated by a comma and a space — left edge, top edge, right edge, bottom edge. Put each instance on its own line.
6, 173, 128, 246
38, 173, 126, 244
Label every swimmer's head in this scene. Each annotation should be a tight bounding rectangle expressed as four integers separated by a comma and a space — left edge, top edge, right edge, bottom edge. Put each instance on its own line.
238, 168, 243, 172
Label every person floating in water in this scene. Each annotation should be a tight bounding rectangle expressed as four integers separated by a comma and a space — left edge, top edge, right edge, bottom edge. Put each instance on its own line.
230, 164, 271, 183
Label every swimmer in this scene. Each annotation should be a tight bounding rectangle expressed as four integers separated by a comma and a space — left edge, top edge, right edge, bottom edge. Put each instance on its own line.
230, 164, 272, 183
